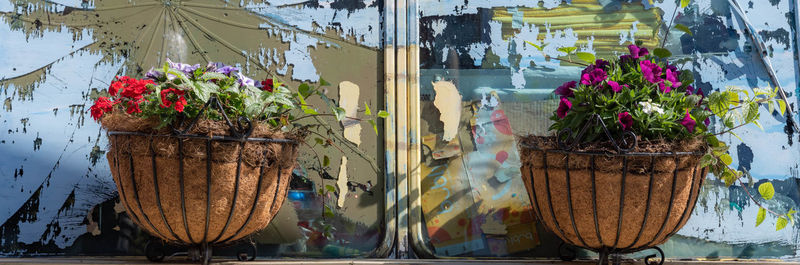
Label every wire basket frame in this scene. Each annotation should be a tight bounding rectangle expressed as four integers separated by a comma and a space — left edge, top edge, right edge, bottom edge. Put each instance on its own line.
106, 97, 298, 264
520, 114, 707, 265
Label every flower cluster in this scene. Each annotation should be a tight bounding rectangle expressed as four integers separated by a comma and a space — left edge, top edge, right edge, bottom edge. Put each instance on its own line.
90, 60, 292, 129
550, 44, 710, 140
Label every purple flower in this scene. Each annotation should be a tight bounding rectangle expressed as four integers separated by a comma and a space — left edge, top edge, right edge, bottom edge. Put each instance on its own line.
639, 60, 662, 84
167, 58, 201, 76
685, 85, 695, 95
680, 110, 696, 132
555, 81, 576, 98
557, 98, 572, 119
215, 65, 240, 76
594, 59, 610, 70
618, 112, 633, 131
236, 72, 255, 87
581, 68, 608, 86
205, 62, 219, 72
704, 117, 710, 126
619, 54, 635, 65
628, 44, 649, 59
145, 68, 163, 80
607, 80, 623, 93
665, 68, 682, 89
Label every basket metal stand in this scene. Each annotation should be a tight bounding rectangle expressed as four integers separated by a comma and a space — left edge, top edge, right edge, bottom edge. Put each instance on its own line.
523, 114, 705, 265
108, 97, 296, 264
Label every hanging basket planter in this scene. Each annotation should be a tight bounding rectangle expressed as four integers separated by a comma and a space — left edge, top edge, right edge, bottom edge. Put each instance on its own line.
102, 97, 299, 263
519, 114, 707, 264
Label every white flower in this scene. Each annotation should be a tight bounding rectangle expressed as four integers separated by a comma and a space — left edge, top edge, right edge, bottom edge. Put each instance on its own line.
639, 100, 665, 115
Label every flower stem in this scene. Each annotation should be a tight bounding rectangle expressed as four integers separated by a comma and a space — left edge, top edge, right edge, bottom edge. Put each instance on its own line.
661, 4, 680, 48
737, 178, 783, 217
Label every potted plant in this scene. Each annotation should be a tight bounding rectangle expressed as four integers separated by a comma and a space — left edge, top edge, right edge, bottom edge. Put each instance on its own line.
89, 60, 385, 263
518, 41, 790, 264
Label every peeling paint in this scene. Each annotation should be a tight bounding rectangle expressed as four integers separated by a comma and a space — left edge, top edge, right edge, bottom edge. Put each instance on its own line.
339, 81, 361, 146
432, 80, 462, 142
336, 156, 349, 208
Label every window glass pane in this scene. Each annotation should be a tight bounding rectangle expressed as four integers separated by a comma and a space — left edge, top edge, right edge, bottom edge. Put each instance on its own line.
0, 0, 387, 257
417, 0, 799, 258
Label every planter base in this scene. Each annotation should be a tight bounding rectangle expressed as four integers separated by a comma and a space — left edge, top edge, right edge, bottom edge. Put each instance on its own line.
559, 242, 665, 265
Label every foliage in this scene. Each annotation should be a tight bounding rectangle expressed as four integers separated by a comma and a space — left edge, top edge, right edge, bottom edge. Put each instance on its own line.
89, 60, 386, 134
539, 0, 792, 231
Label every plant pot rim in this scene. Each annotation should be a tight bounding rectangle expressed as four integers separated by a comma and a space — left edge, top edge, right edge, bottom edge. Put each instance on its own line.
108, 130, 297, 144
518, 143, 703, 157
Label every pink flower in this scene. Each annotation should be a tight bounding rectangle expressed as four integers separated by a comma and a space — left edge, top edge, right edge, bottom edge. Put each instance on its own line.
618, 112, 633, 131
555, 81, 576, 98
665, 68, 682, 89
607, 80, 623, 93
639, 60, 662, 84
681, 110, 696, 132
581, 68, 608, 86
628, 44, 649, 59
557, 98, 572, 119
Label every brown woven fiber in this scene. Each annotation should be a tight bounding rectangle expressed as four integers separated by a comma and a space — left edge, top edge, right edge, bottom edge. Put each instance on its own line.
103, 113, 300, 245
518, 137, 707, 251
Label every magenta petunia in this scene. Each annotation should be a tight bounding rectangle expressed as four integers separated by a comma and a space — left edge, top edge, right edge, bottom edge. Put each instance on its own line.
628, 44, 649, 59
685, 85, 695, 95
680, 110, 696, 132
618, 112, 633, 131
594, 59, 610, 70
607, 80, 623, 92
704, 117, 710, 126
639, 60, 662, 84
581, 68, 608, 86
665, 68, 682, 89
555, 81, 577, 98
557, 97, 572, 119
658, 82, 671, 93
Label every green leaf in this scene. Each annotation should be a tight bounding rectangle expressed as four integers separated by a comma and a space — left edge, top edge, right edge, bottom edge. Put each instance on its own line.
575, 52, 596, 64
364, 102, 372, 116
525, 40, 546, 51
315, 138, 324, 145
332, 107, 347, 121
680, 0, 691, 8
325, 184, 337, 193
653, 48, 672, 58
377, 110, 390, 118
700, 153, 716, 168
319, 78, 331, 86
200, 72, 228, 81
299, 83, 312, 98
720, 153, 733, 165
776, 217, 788, 231
557, 46, 577, 54
674, 24, 693, 36
759, 182, 775, 200
303, 108, 319, 115
323, 155, 330, 167
368, 120, 378, 134
779, 99, 787, 116
323, 205, 335, 219
756, 207, 766, 227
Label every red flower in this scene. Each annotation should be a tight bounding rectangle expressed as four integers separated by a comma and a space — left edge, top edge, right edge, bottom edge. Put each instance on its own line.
120, 79, 154, 100
108, 81, 124, 97
126, 98, 144, 114
260, 78, 274, 92
90, 97, 114, 121
618, 112, 633, 131
160, 88, 187, 112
